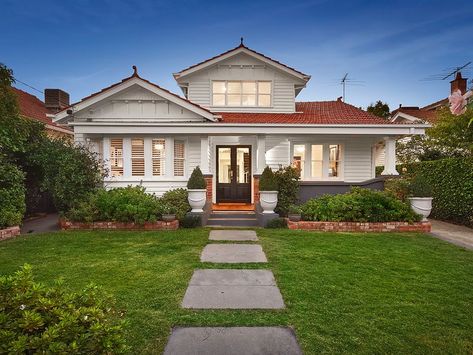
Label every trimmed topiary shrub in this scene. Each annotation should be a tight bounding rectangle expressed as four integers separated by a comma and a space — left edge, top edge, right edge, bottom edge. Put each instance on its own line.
259, 166, 277, 191
0, 159, 25, 228
266, 217, 288, 229
274, 165, 300, 216
0, 264, 127, 354
301, 187, 420, 223
160, 188, 190, 220
187, 166, 206, 189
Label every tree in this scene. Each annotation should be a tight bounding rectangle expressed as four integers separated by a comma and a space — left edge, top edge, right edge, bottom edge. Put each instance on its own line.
367, 100, 390, 119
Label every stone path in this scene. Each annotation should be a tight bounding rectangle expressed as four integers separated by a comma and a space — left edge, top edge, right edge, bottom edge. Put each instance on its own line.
165, 229, 301, 354
430, 219, 473, 250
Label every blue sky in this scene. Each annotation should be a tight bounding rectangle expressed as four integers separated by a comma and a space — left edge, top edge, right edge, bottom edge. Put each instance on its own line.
2, 0, 472, 109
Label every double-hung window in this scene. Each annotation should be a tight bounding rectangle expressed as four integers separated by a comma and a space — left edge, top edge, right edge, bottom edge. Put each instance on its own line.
152, 139, 166, 176
212, 81, 271, 107
292, 143, 342, 180
110, 138, 123, 177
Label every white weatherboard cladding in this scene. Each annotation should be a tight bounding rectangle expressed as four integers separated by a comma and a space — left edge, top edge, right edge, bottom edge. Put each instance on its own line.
74, 84, 206, 122
184, 53, 305, 113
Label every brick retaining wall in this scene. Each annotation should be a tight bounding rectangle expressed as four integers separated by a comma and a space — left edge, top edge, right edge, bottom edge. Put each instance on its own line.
287, 220, 431, 233
60, 219, 179, 231
0, 226, 21, 241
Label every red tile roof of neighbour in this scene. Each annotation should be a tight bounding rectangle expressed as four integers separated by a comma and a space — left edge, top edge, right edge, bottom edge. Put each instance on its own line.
217, 101, 399, 125
12, 87, 72, 131
391, 106, 439, 123
174, 43, 310, 79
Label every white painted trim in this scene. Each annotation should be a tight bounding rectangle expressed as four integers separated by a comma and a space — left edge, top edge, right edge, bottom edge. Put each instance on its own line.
174, 47, 310, 82
54, 77, 217, 123
391, 112, 431, 124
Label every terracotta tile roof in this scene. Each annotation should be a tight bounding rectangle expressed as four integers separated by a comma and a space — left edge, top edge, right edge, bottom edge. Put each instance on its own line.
12, 87, 72, 131
216, 101, 400, 125
391, 106, 438, 123
421, 97, 448, 111
57, 69, 214, 117
174, 43, 310, 79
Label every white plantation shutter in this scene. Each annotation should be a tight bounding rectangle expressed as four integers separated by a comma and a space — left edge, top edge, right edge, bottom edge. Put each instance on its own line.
131, 139, 145, 176
174, 140, 185, 177
152, 139, 166, 176
110, 138, 123, 177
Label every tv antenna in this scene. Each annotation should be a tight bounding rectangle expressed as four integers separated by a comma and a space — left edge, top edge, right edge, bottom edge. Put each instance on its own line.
421, 61, 471, 81
339, 73, 365, 102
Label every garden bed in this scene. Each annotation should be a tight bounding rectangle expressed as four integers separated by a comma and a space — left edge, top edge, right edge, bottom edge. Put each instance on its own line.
0, 226, 21, 241
59, 219, 178, 231
287, 220, 431, 233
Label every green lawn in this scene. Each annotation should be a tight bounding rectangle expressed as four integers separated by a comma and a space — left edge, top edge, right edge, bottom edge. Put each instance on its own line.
1, 229, 473, 354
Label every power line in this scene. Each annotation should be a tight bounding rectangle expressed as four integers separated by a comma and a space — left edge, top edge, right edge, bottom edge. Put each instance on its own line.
14, 78, 43, 94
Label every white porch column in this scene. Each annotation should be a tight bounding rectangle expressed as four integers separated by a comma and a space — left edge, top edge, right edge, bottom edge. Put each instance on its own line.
200, 136, 210, 175
381, 137, 399, 175
256, 135, 266, 174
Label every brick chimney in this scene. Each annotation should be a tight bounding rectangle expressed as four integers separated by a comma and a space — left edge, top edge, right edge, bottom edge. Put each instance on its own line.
450, 72, 467, 94
44, 89, 70, 112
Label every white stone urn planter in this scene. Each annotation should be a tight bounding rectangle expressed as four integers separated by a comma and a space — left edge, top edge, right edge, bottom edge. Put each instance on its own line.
408, 197, 433, 221
188, 189, 206, 213
260, 191, 278, 214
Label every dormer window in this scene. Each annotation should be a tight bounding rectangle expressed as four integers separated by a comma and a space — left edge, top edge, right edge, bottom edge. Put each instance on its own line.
212, 81, 271, 107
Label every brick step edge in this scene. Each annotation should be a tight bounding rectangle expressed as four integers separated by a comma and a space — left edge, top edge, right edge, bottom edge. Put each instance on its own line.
287, 219, 431, 233
0, 226, 21, 241
59, 219, 179, 231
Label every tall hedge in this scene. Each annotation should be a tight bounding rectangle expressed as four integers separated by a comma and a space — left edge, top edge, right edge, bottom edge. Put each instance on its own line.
404, 158, 473, 227
0, 159, 25, 228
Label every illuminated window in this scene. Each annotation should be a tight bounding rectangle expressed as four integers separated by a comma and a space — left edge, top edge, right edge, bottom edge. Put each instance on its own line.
293, 143, 342, 180
110, 139, 123, 177
329, 145, 341, 177
212, 81, 271, 107
292, 144, 305, 178
311, 145, 323, 178
152, 139, 165, 176
174, 140, 185, 177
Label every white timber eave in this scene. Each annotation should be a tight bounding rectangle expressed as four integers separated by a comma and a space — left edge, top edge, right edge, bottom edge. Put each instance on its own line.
391, 112, 429, 124
53, 76, 218, 123
71, 121, 429, 136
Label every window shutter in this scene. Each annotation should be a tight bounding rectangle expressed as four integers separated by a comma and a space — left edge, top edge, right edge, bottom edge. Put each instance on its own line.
131, 139, 145, 176
152, 139, 166, 176
110, 138, 123, 177
174, 140, 185, 177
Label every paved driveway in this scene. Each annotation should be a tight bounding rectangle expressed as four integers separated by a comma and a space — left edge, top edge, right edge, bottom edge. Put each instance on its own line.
430, 220, 473, 250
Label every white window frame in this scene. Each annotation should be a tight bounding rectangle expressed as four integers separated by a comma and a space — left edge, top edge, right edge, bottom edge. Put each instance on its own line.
173, 139, 187, 177
290, 142, 344, 181
211, 80, 272, 107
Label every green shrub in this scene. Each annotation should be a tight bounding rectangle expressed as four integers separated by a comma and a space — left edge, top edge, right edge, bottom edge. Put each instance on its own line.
187, 166, 206, 189
274, 166, 300, 216
65, 186, 161, 224
179, 215, 201, 228
0, 159, 25, 228
259, 166, 277, 191
401, 158, 473, 226
266, 217, 288, 229
301, 187, 421, 223
160, 188, 190, 220
384, 178, 410, 202
288, 204, 302, 214
408, 174, 433, 197
0, 264, 127, 354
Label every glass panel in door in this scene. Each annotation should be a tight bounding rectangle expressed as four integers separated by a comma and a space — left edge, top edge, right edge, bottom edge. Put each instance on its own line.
218, 147, 232, 183
236, 147, 250, 183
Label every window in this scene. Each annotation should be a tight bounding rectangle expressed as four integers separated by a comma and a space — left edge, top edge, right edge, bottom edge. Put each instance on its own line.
110, 139, 123, 177
329, 145, 341, 177
292, 144, 305, 178
212, 81, 271, 107
131, 139, 145, 176
174, 140, 185, 176
292, 143, 342, 180
311, 145, 323, 178
152, 139, 165, 176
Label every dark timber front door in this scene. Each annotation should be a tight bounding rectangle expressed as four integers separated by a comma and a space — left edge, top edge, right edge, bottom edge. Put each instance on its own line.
216, 146, 251, 203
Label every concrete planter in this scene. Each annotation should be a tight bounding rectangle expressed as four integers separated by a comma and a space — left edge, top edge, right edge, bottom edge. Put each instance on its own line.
408, 197, 433, 221
162, 214, 176, 222
260, 191, 278, 214
188, 189, 206, 213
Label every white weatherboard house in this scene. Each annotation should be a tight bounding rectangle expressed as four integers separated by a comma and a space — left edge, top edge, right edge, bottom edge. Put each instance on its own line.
54, 42, 428, 208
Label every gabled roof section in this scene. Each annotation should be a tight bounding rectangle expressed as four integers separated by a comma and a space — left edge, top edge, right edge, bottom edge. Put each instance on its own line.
54, 67, 218, 123
390, 106, 438, 124
173, 43, 311, 82
216, 100, 406, 125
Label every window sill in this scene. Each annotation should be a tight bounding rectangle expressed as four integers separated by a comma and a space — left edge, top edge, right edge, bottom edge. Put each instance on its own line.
105, 177, 188, 182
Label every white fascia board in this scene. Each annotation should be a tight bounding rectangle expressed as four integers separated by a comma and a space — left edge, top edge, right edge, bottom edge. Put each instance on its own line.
173, 47, 310, 82
54, 77, 216, 123
391, 112, 429, 124
45, 124, 73, 135
73, 122, 427, 136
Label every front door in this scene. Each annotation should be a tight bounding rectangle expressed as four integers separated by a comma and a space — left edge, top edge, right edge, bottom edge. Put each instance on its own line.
216, 146, 251, 203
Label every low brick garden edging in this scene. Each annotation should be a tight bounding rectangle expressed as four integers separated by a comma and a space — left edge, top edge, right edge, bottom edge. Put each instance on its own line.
59, 219, 179, 231
287, 220, 431, 233
0, 226, 21, 241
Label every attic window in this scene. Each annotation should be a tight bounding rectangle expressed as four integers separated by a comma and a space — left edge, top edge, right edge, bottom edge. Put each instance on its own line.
212, 81, 271, 107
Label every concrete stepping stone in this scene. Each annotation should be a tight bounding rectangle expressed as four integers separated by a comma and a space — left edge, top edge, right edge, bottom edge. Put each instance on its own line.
201, 244, 267, 263
164, 327, 302, 355
209, 230, 258, 241
182, 269, 284, 309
